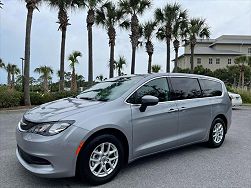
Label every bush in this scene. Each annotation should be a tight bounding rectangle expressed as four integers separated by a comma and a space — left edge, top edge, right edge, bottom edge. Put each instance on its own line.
0, 87, 22, 108
0, 85, 79, 108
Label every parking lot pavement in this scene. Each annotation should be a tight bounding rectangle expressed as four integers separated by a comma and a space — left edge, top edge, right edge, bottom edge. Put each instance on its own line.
0, 107, 251, 188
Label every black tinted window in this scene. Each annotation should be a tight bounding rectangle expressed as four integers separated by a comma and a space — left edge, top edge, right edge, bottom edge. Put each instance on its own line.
127, 78, 169, 104
199, 79, 222, 97
170, 77, 202, 100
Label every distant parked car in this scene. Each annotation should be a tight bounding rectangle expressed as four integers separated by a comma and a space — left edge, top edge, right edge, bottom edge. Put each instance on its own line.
228, 92, 242, 107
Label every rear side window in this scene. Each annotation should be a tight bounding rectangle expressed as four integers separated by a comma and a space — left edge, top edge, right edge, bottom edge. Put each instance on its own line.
199, 79, 222, 97
170, 77, 202, 100
127, 78, 170, 104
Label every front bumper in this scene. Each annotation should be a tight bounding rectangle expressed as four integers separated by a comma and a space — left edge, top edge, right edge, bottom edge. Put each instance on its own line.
16, 124, 89, 178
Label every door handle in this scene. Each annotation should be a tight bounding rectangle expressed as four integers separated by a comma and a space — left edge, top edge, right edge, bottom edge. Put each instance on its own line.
179, 107, 187, 111
168, 108, 178, 113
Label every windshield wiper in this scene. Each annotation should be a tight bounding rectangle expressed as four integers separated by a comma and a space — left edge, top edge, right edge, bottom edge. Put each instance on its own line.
79, 97, 96, 101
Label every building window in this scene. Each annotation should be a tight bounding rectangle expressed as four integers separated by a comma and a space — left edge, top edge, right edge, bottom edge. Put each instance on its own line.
248, 48, 251, 55
197, 58, 201, 64
209, 58, 213, 64
228, 59, 232, 64
216, 58, 220, 64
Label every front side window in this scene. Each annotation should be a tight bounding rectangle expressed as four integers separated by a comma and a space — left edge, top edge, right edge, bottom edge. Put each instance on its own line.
77, 76, 142, 101
170, 77, 202, 100
209, 58, 213, 64
127, 78, 170, 104
216, 58, 220, 64
199, 79, 222, 97
248, 48, 251, 54
197, 58, 201, 64
228, 58, 232, 64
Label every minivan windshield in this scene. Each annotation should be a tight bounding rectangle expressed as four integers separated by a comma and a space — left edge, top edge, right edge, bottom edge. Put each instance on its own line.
77, 76, 142, 101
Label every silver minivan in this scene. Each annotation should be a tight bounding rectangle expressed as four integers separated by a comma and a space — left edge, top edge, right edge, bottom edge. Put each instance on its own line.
16, 73, 232, 185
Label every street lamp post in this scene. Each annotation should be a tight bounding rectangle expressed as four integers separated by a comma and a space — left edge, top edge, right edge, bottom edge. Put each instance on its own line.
20, 58, 25, 92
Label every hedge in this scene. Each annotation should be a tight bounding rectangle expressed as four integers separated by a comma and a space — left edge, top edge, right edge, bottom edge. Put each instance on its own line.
0, 87, 78, 108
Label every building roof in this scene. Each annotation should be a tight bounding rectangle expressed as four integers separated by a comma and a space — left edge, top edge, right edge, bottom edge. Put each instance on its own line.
209, 35, 251, 46
186, 47, 244, 55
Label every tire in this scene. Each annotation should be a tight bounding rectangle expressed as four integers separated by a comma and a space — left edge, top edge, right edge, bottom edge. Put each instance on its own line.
207, 118, 226, 148
77, 134, 124, 185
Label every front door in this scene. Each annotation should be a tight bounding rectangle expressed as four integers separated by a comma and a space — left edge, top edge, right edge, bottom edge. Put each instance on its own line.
127, 77, 179, 158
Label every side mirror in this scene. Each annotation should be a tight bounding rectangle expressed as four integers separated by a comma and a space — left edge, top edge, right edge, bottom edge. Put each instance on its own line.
139, 95, 159, 112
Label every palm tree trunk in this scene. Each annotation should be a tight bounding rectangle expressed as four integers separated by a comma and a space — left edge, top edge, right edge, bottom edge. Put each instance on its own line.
242, 70, 245, 89
166, 38, 170, 73
7, 72, 11, 86
118, 68, 121, 76
174, 48, 178, 73
190, 44, 195, 73
59, 28, 66, 92
87, 25, 93, 83
71, 66, 77, 92
131, 46, 136, 74
44, 76, 48, 92
109, 42, 115, 78
148, 53, 152, 74
11, 73, 15, 89
24, 7, 33, 106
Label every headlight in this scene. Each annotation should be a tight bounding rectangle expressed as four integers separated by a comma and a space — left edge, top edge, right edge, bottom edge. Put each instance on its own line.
28, 120, 75, 136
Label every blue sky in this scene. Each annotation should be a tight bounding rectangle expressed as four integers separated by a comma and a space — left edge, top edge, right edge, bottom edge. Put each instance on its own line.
0, 0, 251, 84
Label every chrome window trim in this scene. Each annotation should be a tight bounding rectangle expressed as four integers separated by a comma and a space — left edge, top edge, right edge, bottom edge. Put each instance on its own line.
124, 75, 224, 105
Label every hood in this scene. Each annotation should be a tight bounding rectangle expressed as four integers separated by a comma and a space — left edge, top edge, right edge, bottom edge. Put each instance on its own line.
24, 97, 104, 123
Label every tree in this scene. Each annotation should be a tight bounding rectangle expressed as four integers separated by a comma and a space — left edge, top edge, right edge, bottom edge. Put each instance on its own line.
119, 0, 151, 74
172, 10, 187, 72
0, 1, 3, 9
5, 63, 12, 86
151, 64, 161, 73
75, 0, 103, 83
10, 65, 21, 89
114, 56, 127, 76
0, 58, 5, 69
96, 1, 129, 78
34, 66, 53, 92
96, 74, 105, 82
184, 18, 210, 72
23, 0, 41, 106
235, 55, 251, 89
155, 2, 182, 73
68, 50, 82, 92
45, 0, 77, 92
142, 21, 156, 73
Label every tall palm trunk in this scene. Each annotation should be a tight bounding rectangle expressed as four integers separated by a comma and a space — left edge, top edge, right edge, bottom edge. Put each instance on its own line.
11, 73, 15, 89
87, 9, 95, 83
130, 14, 140, 74
118, 68, 121, 76
173, 39, 180, 73
7, 71, 11, 86
146, 40, 153, 74
44, 76, 48, 92
59, 28, 66, 91
190, 38, 196, 73
166, 39, 171, 73
108, 26, 116, 78
71, 66, 77, 92
24, 6, 34, 106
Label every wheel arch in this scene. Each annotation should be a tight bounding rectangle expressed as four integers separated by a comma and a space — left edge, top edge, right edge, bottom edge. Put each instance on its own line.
75, 128, 129, 176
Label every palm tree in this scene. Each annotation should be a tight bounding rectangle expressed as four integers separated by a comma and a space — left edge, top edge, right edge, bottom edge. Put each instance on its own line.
10, 65, 21, 89
114, 56, 127, 76
0, 58, 5, 69
75, 0, 103, 83
0, 1, 3, 9
155, 2, 183, 73
119, 0, 151, 74
34, 66, 53, 92
96, 1, 129, 78
45, 0, 77, 92
184, 18, 210, 72
172, 10, 188, 73
68, 50, 82, 92
23, 0, 41, 106
151, 64, 161, 73
96, 74, 105, 82
5, 63, 12, 86
235, 55, 251, 89
142, 21, 156, 73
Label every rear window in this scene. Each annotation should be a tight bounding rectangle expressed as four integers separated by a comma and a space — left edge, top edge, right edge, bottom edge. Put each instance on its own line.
170, 77, 202, 100
199, 79, 222, 97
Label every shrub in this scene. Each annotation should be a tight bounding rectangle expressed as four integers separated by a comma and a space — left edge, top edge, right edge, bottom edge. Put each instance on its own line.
0, 88, 22, 108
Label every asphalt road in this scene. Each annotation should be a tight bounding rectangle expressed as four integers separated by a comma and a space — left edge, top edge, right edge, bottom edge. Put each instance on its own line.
0, 107, 251, 188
